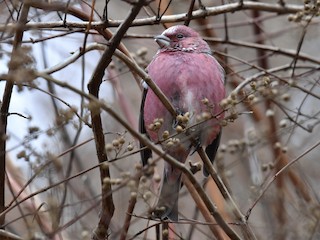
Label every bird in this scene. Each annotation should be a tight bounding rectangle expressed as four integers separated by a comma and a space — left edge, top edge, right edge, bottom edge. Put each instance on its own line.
139, 25, 226, 221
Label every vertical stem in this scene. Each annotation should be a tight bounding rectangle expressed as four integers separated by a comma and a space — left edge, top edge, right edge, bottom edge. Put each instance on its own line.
119, 194, 137, 240
162, 221, 169, 240
182, 175, 225, 239
250, 3, 295, 235
0, 1, 30, 227
88, 1, 146, 238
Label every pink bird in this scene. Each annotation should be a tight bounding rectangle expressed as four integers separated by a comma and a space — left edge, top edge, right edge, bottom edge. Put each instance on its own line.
139, 25, 225, 220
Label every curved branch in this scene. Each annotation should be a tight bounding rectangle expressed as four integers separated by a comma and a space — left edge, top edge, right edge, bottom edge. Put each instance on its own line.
0, 1, 304, 31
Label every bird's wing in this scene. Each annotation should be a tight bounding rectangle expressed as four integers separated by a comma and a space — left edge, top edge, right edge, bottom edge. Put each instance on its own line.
204, 131, 222, 176
139, 87, 153, 166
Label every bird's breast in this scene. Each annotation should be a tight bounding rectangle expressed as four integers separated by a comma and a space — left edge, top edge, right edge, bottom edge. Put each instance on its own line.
144, 51, 225, 146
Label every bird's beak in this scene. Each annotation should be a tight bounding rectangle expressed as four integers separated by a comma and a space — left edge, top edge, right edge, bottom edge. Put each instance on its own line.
154, 34, 170, 48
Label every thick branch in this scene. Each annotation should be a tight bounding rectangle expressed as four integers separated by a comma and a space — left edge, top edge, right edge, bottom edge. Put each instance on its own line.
87, 1, 147, 239
0, 1, 304, 31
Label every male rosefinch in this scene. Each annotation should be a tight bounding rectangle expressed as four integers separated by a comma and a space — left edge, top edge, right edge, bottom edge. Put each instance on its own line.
140, 25, 225, 220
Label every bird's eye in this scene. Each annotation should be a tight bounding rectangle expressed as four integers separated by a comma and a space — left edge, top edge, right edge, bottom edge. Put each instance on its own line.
176, 33, 184, 39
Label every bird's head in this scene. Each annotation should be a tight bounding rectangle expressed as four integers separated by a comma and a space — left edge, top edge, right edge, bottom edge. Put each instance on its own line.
154, 25, 210, 53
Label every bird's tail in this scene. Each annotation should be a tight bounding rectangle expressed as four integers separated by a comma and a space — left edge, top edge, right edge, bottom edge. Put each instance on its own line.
153, 169, 181, 221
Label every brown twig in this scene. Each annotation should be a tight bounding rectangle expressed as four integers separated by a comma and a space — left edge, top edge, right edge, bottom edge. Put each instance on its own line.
184, 0, 196, 26
246, 139, 320, 220
197, 148, 256, 240
182, 175, 225, 240
119, 193, 137, 240
127, 222, 162, 240
87, 1, 148, 239
6, 1, 304, 29
162, 221, 169, 240
0, 1, 30, 227
250, 2, 288, 228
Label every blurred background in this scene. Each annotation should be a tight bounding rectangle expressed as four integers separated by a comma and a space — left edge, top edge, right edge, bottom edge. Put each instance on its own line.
0, 0, 320, 239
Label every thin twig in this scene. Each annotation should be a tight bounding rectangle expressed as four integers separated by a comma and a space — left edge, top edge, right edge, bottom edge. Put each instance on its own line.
197, 148, 257, 240
184, 0, 196, 26
291, 15, 314, 77
246, 139, 320, 220
119, 189, 138, 240
127, 222, 161, 240
182, 175, 225, 240
208, 38, 320, 65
